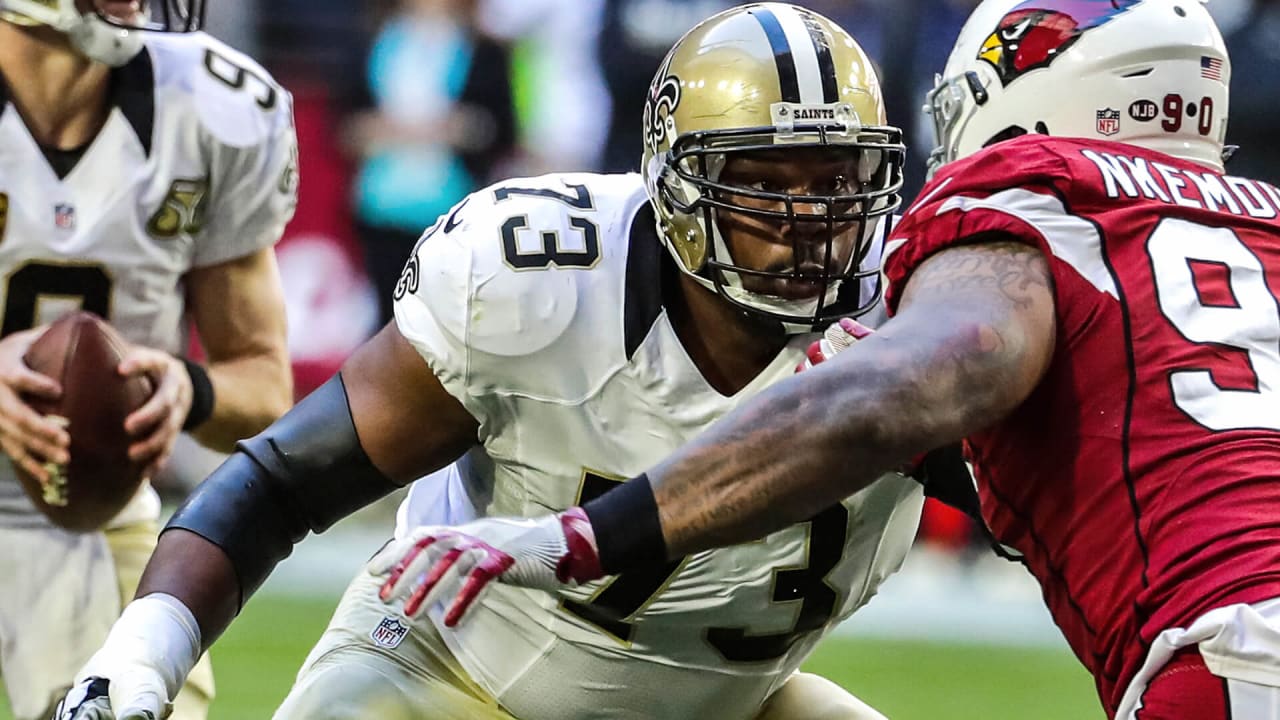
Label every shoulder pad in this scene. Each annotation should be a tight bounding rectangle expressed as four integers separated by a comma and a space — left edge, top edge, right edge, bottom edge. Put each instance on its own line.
396, 173, 649, 398
421, 192, 581, 360
905, 136, 1070, 217
147, 32, 291, 149
884, 138, 1075, 314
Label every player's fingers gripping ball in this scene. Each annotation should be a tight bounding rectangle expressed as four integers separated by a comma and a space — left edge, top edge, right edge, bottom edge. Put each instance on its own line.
796, 318, 875, 373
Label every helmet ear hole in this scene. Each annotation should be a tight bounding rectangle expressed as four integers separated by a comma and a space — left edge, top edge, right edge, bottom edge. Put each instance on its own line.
857, 149, 884, 184
983, 125, 1029, 148
659, 164, 696, 211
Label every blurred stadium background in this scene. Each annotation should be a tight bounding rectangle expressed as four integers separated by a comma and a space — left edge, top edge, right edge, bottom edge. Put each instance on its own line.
7, 0, 1280, 716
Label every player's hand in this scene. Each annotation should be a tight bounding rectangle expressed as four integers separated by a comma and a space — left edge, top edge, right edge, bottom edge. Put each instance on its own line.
53, 677, 113, 720
795, 317, 874, 373
52, 673, 168, 720
55, 594, 201, 720
368, 509, 604, 627
118, 347, 192, 479
0, 325, 69, 484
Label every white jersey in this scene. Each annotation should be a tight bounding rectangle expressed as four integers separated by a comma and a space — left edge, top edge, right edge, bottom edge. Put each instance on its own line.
393, 173, 922, 720
0, 33, 298, 528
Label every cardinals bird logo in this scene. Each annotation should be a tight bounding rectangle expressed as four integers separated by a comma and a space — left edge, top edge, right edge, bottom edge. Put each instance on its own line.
979, 0, 1141, 86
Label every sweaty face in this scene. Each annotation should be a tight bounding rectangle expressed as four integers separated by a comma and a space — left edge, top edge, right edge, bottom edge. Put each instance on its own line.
712, 147, 870, 301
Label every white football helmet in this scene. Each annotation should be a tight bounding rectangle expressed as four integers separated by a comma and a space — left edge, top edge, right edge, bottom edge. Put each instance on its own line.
0, 0, 205, 66
925, 0, 1230, 176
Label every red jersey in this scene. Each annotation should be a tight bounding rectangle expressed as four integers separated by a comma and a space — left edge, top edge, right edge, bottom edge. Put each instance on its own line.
884, 135, 1280, 715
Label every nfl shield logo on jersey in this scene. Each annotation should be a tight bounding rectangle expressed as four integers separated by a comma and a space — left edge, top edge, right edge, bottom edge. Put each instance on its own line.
54, 204, 76, 230
370, 615, 409, 649
1096, 108, 1121, 136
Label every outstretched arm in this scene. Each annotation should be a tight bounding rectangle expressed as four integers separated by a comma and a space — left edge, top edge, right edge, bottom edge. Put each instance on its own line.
368, 239, 1059, 629
147, 322, 479, 646
641, 239, 1057, 558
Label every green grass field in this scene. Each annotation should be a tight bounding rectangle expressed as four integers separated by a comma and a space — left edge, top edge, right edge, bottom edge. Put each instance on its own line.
1, 594, 1102, 719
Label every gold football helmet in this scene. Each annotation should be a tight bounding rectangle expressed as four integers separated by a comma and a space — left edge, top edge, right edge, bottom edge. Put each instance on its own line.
641, 2, 904, 327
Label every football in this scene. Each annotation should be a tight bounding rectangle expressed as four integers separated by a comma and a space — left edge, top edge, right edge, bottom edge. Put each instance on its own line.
17, 311, 152, 531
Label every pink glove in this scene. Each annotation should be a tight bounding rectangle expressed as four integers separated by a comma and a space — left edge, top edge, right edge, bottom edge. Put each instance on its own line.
796, 317, 874, 373
368, 508, 604, 626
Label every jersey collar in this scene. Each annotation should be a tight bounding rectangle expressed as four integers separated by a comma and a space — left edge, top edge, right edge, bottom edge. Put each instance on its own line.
0, 46, 154, 157
110, 47, 156, 157
623, 203, 665, 360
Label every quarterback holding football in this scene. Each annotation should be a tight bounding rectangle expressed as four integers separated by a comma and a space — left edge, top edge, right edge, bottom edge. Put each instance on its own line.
0, 0, 296, 718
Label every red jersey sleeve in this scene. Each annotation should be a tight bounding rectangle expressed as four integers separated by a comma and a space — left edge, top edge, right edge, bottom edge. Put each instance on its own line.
883, 135, 1072, 315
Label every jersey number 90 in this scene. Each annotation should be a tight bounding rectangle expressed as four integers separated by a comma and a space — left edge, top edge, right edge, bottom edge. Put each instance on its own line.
1149, 218, 1280, 431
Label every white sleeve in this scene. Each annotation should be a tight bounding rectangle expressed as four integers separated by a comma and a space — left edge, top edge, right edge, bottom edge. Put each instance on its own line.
391, 200, 486, 422
392, 183, 592, 419
194, 90, 299, 267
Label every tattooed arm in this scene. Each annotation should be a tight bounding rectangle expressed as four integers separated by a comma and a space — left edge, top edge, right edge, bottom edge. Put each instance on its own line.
361, 238, 1059, 625
645, 238, 1057, 557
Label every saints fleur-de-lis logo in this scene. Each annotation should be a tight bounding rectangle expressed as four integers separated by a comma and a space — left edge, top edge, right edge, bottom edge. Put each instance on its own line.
643, 69, 682, 155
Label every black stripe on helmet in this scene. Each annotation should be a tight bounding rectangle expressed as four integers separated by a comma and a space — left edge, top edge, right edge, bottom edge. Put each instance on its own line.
750, 6, 801, 103
799, 10, 839, 103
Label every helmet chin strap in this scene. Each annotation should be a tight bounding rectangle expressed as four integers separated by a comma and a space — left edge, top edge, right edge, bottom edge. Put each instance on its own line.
720, 280, 842, 334
657, 218, 844, 335
67, 12, 144, 66
1, 0, 145, 66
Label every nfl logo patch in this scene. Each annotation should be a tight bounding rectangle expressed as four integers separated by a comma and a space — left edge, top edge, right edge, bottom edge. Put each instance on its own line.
54, 203, 76, 230
370, 615, 409, 649
1096, 108, 1121, 137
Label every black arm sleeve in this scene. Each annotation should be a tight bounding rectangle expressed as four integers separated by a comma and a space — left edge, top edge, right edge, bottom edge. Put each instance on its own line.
913, 444, 982, 521
912, 444, 1024, 562
165, 374, 401, 607
582, 473, 666, 576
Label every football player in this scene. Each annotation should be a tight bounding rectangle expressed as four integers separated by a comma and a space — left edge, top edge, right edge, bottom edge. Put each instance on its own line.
374, 0, 1280, 718
51, 4, 940, 719
0, 1, 296, 718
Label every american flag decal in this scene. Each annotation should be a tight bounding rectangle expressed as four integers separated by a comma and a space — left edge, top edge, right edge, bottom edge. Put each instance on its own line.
1201, 56, 1224, 82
